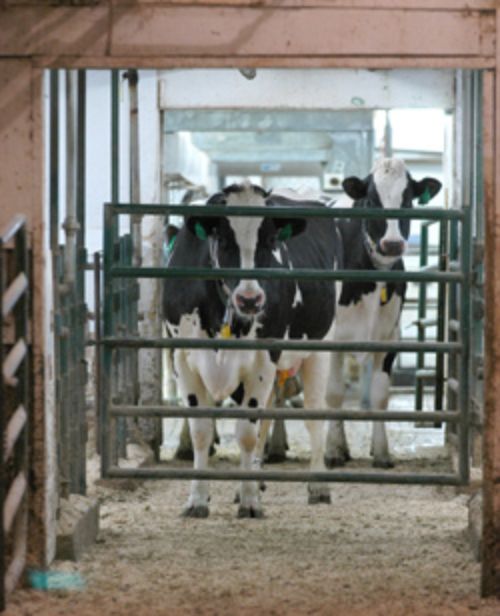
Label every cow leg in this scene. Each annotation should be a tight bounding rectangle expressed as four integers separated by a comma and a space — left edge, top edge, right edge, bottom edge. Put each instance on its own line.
235, 419, 263, 518
266, 419, 288, 463
175, 353, 213, 518
175, 418, 218, 461
325, 352, 351, 468
174, 419, 193, 461
360, 356, 373, 410
236, 354, 275, 518
254, 418, 272, 468
301, 353, 331, 504
369, 353, 395, 469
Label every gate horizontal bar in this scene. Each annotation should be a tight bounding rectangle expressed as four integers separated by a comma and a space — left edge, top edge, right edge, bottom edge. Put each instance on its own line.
110, 404, 461, 423
2, 273, 28, 318
111, 266, 463, 284
107, 466, 462, 486
109, 203, 465, 221
101, 336, 461, 353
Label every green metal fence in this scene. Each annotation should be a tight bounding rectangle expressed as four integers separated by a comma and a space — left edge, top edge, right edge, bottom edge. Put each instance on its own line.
0, 216, 30, 610
99, 200, 472, 487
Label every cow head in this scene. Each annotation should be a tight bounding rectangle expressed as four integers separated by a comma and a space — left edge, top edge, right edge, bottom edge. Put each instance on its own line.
342, 158, 442, 268
186, 181, 306, 319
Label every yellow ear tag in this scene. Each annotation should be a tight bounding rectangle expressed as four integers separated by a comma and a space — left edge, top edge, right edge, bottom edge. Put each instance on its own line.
220, 323, 232, 339
380, 285, 388, 304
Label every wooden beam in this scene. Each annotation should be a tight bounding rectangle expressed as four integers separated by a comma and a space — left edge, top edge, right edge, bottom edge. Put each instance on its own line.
0, 5, 495, 62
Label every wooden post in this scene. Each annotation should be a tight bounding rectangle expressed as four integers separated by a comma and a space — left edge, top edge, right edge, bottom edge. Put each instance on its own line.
481, 52, 500, 597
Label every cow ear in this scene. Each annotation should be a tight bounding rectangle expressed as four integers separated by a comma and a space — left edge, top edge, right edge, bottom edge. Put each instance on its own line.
165, 224, 179, 252
412, 178, 442, 204
186, 217, 219, 240
342, 177, 367, 200
206, 192, 227, 206
274, 218, 307, 241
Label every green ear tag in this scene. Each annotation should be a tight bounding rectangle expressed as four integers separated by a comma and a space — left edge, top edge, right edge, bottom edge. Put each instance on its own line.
277, 223, 293, 241
167, 235, 176, 253
418, 186, 432, 205
194, 222, 208, 240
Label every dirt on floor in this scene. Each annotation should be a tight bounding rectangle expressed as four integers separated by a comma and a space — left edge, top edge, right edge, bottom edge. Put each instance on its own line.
5, 454, 500, 616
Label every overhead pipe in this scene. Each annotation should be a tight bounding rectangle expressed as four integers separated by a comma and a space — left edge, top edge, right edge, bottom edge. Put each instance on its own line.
383, 110, 393, 158
62, 70, 80, 285
124, 69, 142, 266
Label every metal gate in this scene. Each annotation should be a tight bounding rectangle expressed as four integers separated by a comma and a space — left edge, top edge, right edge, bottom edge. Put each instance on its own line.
98, 199, 472, 487
0, 216, 30, 610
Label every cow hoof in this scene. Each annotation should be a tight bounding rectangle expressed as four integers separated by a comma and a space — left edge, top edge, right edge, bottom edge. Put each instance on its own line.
373, 459, 395, 469
324, 452, 351, 468
259, 481, 267, 492
174, 447, 194, 462
307, 485, 331, 505
324, 455, 345, 468
237, 506, 264, 519
181, 505, 209, 518
308, 492, 331, 505
264, 452, 287, 464
234, 491, 240, 504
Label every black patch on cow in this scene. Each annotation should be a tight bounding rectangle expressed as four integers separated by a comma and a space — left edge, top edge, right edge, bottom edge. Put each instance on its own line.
248, 397, 259, 423
230, 383, 245, 405
188, 394, 198, 407
383, 352, 397, 375
269, 350, 282, 364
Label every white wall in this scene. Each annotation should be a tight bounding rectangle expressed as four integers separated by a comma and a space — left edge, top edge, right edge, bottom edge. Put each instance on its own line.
159, 69, 455, 110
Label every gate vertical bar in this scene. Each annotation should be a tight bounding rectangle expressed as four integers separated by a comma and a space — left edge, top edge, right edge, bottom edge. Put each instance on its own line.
435, 219, 448, 415
416, 224, 428, 412
49, 70, 59, 253
101, 204, 114, 476
95, 251, 102, 454
459, 205, 472, 484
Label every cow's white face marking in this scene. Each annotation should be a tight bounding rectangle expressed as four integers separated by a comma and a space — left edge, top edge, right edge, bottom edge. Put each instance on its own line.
292, 284, 303, 308
225, 183, 267, 314
372, 158, 408, 248
272, 248, 283, 264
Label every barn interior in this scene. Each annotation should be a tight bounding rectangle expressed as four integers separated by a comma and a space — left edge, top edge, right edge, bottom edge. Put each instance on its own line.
1, 63, 493, 614
61, 67, 482, 466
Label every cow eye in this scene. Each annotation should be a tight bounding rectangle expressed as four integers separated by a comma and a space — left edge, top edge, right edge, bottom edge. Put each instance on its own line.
266, 234, 277, 249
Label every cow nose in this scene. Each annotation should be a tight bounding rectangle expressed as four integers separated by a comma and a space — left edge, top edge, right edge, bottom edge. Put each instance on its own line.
235, 291, 265, 314
380, 239, 405, 257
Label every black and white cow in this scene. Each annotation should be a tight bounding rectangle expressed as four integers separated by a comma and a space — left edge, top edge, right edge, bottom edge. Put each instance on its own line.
324, 158, 442, 468
163, 181, 340, 517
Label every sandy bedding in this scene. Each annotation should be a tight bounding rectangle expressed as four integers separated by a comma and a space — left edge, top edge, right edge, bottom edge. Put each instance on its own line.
5, 453, 499, 616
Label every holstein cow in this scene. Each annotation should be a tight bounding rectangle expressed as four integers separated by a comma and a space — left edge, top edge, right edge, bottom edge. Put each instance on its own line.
163, 181, 339, 517
325, 158, 442, 468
